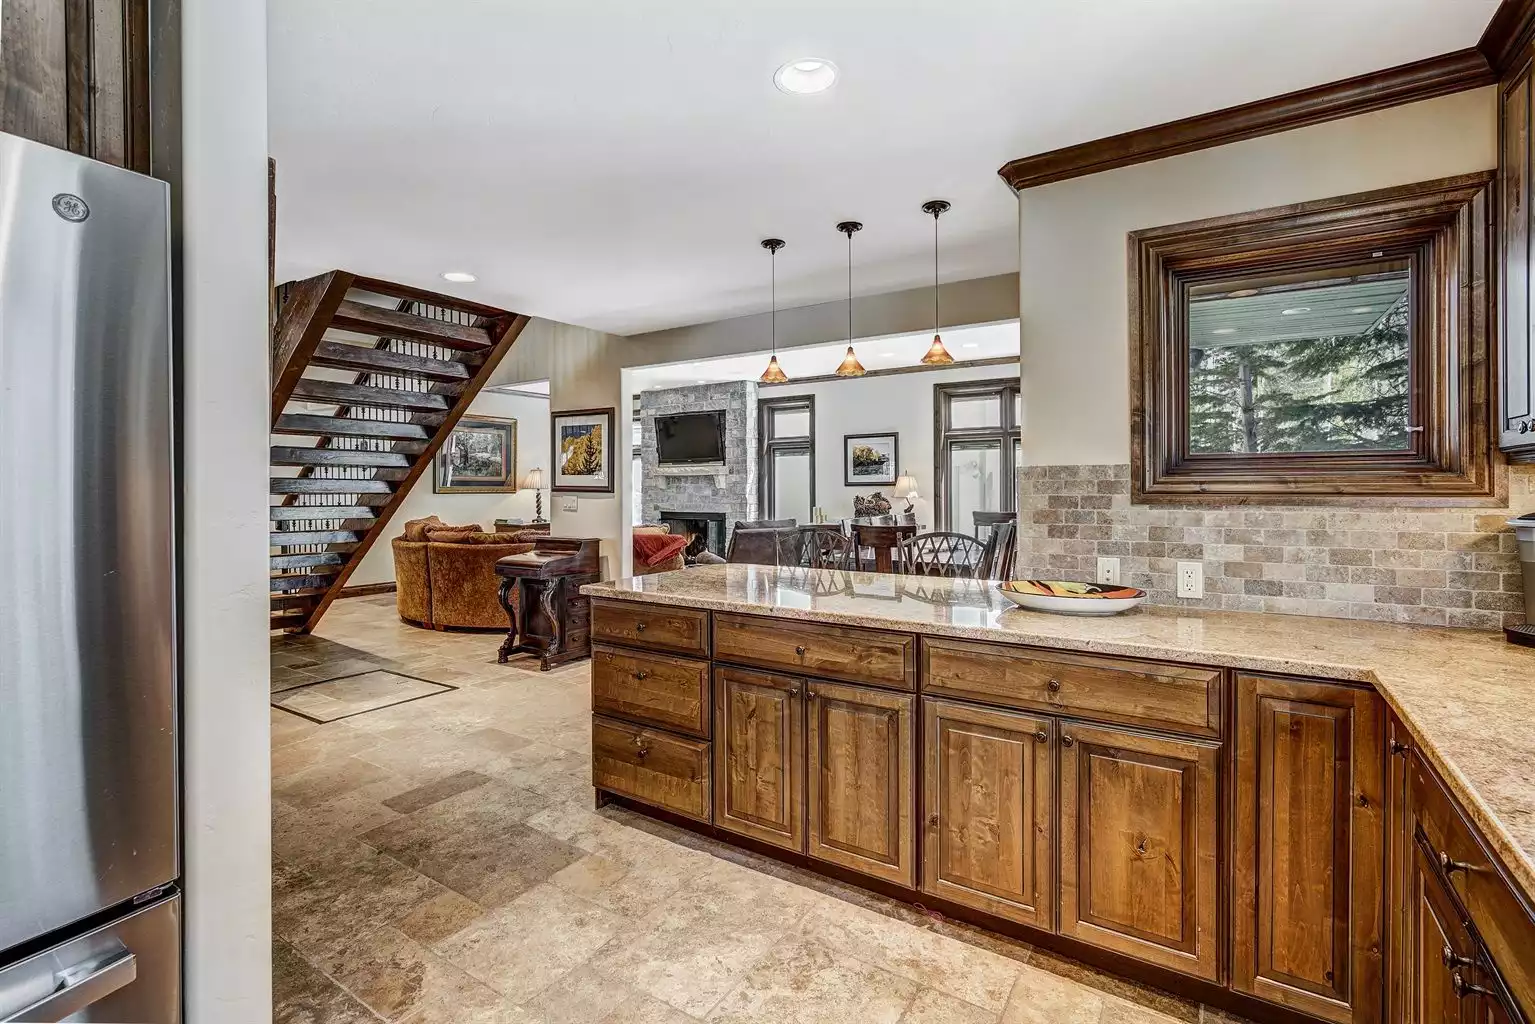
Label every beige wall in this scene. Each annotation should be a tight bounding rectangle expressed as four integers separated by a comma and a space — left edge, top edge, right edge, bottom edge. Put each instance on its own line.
1016, 87, 1498, 467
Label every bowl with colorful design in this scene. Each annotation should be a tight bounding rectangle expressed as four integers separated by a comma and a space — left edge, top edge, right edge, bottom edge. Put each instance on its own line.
997, 579, 1147, 616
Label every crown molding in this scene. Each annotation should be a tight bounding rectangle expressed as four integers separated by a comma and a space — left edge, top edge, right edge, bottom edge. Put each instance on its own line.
1480, 0, 1535, 76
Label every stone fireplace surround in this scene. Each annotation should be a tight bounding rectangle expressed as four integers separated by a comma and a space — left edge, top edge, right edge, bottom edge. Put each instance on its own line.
639, 381, 758, 551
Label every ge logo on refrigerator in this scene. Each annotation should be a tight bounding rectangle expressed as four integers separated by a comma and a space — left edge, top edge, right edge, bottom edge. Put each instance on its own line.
52, 193, 90, 223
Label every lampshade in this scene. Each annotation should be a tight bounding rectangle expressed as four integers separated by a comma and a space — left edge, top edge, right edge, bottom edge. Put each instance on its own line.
893, 472, 920, 499
759, 354, 788, 384
920, 334, 954, 365
834, 345, 866, 377
521, 468, 544, 489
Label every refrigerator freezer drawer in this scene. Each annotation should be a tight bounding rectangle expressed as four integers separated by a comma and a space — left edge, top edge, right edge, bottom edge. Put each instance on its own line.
0, 894, 180, 1023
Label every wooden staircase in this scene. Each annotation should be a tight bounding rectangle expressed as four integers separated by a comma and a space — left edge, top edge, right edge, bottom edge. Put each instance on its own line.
269, 272, 529, 633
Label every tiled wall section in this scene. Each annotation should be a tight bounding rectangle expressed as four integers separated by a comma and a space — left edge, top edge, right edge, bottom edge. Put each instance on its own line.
1017, 464, 1535, 629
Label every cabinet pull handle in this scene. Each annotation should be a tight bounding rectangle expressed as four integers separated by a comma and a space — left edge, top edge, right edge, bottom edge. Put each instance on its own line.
635, 746, 650, 759
1440, 851, 1468, 876
1451, 972, 1491, 999
787, 687, 800, 698
1061, 734, 1075, 748
1034, 729, 1049, 743
635, 622, 647, 631
634, 670, 650, 680
1442, 945, 1476, 970
807, 688, 818, 700
1390, 739, 1410, 756
795, 645, 807, 656
1046, 678, 1061, 693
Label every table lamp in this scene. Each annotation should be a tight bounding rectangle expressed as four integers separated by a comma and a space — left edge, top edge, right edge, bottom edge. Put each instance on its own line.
893, 472, 920, 515
522, 468, 546, 522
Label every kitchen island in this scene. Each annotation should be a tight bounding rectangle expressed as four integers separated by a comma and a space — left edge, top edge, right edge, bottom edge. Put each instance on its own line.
582, 564, 1535, 1024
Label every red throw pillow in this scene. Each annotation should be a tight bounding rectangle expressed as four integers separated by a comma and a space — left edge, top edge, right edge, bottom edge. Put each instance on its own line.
633, 532, 688, 567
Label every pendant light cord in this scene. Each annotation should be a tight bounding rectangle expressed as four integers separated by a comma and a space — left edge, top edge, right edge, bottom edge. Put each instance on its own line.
771, 247, 777, 357
847, 229, 853, 344
933, 212, 940, 334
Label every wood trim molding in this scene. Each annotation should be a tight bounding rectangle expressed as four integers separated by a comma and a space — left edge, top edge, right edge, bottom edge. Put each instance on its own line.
998, 50, 1495, 193
338, 581, 397, 599
1128, 172, 1500, 505
1481, 0, 1535, 77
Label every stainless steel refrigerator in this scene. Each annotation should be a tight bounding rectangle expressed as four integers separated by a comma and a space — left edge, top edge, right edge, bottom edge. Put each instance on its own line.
0, 133, 180, 1021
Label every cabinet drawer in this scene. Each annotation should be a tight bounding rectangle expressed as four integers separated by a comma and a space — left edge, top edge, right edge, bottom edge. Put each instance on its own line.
923, 637, 1221, 736
591, 644, 709, 738
591, 600, 710, 656
1409, 751, 1535, 1018
592, 715, 711, 822
713, 612, 915, 691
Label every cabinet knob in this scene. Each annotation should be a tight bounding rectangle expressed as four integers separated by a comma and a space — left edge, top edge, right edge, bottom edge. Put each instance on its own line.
1451, 972, 1491, 999
1441, 851, 1468, 876
1034, 729, 1049, 743
795, 645, 807, 656
1061, 734, 1075, 748
1442, 945, 1476, 971
1390, 739, 1410, 756
807, 688, 818, 700
635, 745, 650, 759
1046, 678, 1062, 693
634, 670, 650, 680
635, 622, 647, 631
787, 687, 800, 698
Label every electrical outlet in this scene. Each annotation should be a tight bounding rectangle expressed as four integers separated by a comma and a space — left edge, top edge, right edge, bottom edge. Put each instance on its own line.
1096, 557, 1120, 585
559, 495, 579, 513
1176, 561, 1204, 599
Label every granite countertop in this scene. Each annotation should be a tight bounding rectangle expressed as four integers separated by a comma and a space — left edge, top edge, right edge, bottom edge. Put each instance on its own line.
584, 563, 1535, 901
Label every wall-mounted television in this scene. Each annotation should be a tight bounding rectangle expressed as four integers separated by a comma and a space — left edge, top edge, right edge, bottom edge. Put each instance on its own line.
656, 411, 726, 465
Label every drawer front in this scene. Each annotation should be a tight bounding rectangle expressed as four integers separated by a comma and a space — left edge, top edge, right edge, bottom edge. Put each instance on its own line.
1409, 751, 1535, 1018
713, 612, 915, 691
591, 600, 710, 656
590, 645, 709, 738
922, 637, 1221, 736
592, 715, 711, 822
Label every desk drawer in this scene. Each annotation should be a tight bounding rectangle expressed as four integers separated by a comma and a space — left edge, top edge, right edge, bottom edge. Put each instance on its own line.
592, 715, 711, 822
922, 637, 1222, 736
713, 612, 915, 691
591, 600, 710, 656
591, 644, 709, 738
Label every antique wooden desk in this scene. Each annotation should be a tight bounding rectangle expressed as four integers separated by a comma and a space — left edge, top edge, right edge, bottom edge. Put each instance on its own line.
494, 537, 600, 670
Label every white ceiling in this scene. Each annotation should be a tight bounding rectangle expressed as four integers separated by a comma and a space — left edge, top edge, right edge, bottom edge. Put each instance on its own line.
630, 321, 1020, 391
268, 0, 1497, 337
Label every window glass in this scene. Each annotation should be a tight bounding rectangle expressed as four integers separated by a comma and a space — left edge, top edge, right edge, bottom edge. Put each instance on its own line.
1186, 264, 1411, 455
631, 454, 643, 526
946, 440, 1001, 534
948, 394, 1002, 430
771, 449, 812, 523
771, 406, 811, 438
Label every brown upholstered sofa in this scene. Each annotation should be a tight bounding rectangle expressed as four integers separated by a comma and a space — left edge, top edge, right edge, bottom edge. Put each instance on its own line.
392, 516, 542, 629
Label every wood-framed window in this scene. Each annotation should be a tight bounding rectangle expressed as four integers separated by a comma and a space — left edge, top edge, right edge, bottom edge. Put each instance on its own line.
934, 378, 1021, 532
758, 395, 815, 521
1129, 172, 1499, 504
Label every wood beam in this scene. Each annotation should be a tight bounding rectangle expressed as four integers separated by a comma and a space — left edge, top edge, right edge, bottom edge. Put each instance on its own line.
270, 270, 354, 424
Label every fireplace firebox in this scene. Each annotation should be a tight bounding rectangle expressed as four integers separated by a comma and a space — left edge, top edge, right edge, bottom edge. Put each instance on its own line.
658, 510, 728, 562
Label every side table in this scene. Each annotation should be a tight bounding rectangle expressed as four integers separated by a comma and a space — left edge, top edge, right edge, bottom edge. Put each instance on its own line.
494, 537, 600, 670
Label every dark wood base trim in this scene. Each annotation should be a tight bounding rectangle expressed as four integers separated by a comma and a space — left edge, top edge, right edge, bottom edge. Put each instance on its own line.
595, 789, 1321, 1024
998, 49, 1494, 192
338, 581, 397, 599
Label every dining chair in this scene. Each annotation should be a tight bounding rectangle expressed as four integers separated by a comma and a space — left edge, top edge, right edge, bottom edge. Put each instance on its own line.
978, 519, 1017, 579
901, 531, 988, 578
799, 525, 857, 570
972, 510, 1016, 543
724, 527, 800, 567
852, 522, 916, 574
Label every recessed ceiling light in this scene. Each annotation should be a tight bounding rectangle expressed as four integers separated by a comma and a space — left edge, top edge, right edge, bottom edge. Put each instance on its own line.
1211, 328, 1237, 335
879, 352, 895, 358
774, 58, 837, 95
1280, 307, 1311, 315
961, 342, 979, 349
1350, 306, 1375, 314
441, 271, 476, 283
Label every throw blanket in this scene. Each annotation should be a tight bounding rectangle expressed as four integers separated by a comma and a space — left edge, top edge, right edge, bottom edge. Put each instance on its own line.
633, 532, 688, 567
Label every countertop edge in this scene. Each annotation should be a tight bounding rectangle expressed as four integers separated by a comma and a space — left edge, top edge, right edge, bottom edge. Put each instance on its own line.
582, 581, 1535, 906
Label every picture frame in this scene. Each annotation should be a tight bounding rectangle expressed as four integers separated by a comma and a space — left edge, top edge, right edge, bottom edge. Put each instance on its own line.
551, 407, 616, 493
434, 415, 518, 493
843, 432, 899, 487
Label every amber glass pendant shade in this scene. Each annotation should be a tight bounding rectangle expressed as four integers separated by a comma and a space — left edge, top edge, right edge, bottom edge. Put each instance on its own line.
835, 345, 866, 377
759, 354, 788, 384
921, 333, 954, 365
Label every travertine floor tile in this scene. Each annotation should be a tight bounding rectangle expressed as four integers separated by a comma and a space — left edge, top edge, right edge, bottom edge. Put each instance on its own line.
272, 938, 378, 1024
898, 987, 1000, 1024
314, 925, 514, 1022
705, 937, 919, 1024
998, 964, 1104, 1024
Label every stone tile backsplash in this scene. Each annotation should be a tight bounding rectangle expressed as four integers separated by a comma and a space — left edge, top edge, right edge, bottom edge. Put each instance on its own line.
1017, 464, 1535, 629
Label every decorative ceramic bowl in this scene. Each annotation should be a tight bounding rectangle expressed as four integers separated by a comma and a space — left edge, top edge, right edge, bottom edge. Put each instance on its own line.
997, 579, 1147, 616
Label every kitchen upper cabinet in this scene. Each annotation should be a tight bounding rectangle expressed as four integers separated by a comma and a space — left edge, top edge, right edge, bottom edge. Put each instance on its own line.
807, 680, 915, 888
1057, 721, 1221, 982
1502, 49, 1535, 460
713, 666, 804, 853
1233, 675, 1385, 1024
921, 699, 1053, 931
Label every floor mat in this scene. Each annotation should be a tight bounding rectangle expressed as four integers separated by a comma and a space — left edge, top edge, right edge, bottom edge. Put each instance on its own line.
271, 669, 454, 723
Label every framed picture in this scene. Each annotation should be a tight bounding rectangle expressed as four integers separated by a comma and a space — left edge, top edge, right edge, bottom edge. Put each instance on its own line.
552, 407, 616, 493
844, 432, 899, 487
434, 415, 518, 493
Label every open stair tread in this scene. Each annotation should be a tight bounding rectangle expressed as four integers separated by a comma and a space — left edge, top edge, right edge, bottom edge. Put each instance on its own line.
308, 341, 474, 382
331, 300, 495, 350
289, 378, 453, 413
270, 446, 414, 469
269, 505, 380, 521
270, 530, 361, 545
271, 552, 346, 570
270, 478, 394, 494
274, 414, 435, 441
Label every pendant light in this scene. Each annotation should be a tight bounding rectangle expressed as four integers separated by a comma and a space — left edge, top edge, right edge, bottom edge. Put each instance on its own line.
835, 220, 867, 377
758, 238, 789, 384
920, 199, 955, 365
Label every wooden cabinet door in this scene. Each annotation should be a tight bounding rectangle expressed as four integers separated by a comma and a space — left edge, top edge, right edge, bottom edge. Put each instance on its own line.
1057, 721, 1220, 982
713, 666, 804, 853
807, 680, 915, 887
1403, 836, 1475, 1024
1233, 675, 1385, 1024
921, 699, 1053, 930
1500, 53, 1535, 457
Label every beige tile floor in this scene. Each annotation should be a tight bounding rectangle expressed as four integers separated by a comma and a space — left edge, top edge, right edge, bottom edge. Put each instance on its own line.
272, 595, 1253, 1024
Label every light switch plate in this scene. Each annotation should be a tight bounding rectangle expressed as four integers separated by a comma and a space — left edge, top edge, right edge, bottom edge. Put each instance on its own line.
1096, 557, 1120, 585
559, 495, 579, 513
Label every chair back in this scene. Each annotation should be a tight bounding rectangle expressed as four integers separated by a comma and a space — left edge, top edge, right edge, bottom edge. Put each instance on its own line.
979, 520, 1017, 580
725, 527, 800, 566
972, 510, 1016, 542
901, 531, 988, 578
799, 526, 856, 570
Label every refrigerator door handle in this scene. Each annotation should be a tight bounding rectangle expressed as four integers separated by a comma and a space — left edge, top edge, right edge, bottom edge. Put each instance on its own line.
2, 947, 136, 1023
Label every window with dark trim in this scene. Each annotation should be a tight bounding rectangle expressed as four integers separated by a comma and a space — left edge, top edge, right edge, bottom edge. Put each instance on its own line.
1129, 172, 1498, 504
758, 395, 815, 521
934, 378, 1020, 532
